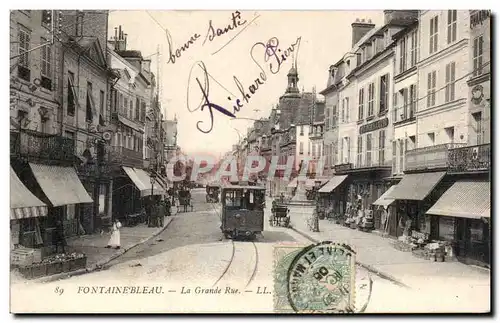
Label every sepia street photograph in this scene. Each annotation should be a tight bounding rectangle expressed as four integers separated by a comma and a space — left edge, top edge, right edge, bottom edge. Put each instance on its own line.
7, 6, 492, 314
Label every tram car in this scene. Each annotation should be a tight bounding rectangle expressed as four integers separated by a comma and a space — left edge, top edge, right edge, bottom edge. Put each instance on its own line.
220, 183, 266, 240
205, 184, 220, 203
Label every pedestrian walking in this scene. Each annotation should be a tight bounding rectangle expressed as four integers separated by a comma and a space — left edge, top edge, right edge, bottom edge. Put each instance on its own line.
54, 220, 66, 253
107, 219, 122, 249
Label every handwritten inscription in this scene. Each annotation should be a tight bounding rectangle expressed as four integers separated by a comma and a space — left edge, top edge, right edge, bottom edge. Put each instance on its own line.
186, 36, 302, 134
203, 11, 247, 45
167, 29, 201, 65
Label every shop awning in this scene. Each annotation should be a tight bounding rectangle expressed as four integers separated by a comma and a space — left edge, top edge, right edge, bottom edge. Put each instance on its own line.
10, 167, 48, 220
29, 163, 93, 207
372, 185, 398, 207
385, 171, 446, 201
426, 180, 490, 219
134, 168, 166, 197
122, 166, 148, 192
318, 175, 348, 193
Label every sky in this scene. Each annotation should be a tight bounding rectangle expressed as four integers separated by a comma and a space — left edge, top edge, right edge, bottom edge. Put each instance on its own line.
108, 10, 384, 156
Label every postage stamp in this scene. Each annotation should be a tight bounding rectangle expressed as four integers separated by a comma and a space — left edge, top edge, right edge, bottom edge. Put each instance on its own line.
274, 241, 357, 313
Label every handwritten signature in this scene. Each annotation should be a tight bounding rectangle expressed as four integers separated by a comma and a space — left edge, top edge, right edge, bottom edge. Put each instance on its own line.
167, 11, 248, 64
186, 36, 302, 133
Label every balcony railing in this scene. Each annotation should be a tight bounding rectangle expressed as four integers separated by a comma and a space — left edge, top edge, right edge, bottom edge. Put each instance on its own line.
108, 146, 144, 169
470, 10, 491, 28
405, 143, 467, 171
447, 143, 490, 173
10, 130, 75, 162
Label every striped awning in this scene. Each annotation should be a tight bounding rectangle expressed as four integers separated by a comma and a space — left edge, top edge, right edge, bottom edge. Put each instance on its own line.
29, 163, 93, 207
10, 167, 48, 220
318, 175, 348, 193
372, 185, 398, 207
426, 180, 491, 219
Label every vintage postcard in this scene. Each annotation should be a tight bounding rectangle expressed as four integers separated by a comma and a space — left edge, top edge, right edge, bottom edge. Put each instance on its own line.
9, 9, 491, 314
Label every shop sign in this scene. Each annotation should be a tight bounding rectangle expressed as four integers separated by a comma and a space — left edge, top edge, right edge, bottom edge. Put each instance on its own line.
334, 163, 353, 173
359, 117, 388, 135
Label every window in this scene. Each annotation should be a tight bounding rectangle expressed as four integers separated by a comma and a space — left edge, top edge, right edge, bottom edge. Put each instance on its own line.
428, 132, 435, 146
366, 134, 372, 167
300, 125, 304, 135
325, 109, 330, 130
400, 37, 406, 73
75, 12, 84, 36
357, 136, 363, 167
346, 137, 351, 163
67, 71, 75, 116
429, 16, 439, 54
379, 130, 385, 165
129, 100, 133, 119
99, 90, 105, 116
141, 101, 146, 121
40, 113, 48, 133
409, 84, 416, 118
340, 138, 344, 163
135, 98, 140, 120
332, 105, 337, 127
473, 36, 484, 76
124, 98, 128, 116
86, 81, 93, 122
40, 38, 52, 87
399, 139, 405, 173
472, 112, 483, 145
410, 29, 418, 67
379, 74, 389, 113
447, 10, 457, 44
318, 144, 322, 157
358, 88, 364, 120
392, 140, 397, 174
341, 99, 345, 123
402, 88, 408, 120
312, 143, 316, 157
427, 71, 437, 107
345, 98, 350, 122
368, 83, 375, 116
445, 126, 455, 143
393, 92, 398, 122
299, 142, 304, 154
18, 27, 30, 68
333, 142, 338, 165
445, 62, 456, 103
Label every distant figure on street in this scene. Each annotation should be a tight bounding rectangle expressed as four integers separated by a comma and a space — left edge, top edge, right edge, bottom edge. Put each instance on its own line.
107, 219, 122, 249
54, 220, 66, 253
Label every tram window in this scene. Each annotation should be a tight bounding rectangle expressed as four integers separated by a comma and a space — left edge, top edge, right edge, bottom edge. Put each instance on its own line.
225, 190, 242, 207
249, 191, 254, 204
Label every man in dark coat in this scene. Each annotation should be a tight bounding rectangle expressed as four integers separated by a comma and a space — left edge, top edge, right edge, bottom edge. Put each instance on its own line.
54, 220, 66, 253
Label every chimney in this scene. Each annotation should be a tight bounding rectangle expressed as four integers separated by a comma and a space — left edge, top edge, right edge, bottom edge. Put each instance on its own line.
384, 10, 419, 25
114, 27, 118, 50
114, 26, 127, 51
351, 18, 375, 47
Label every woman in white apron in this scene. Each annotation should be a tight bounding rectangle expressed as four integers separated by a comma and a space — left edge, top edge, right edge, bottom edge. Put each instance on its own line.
107, 219, 122, 249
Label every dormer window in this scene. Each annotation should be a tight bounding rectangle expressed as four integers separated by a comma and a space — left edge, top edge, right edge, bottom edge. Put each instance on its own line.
372, 39, 377, 55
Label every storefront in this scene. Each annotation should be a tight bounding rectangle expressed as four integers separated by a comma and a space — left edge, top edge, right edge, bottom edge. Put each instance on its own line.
371, 185, 397, 233
10, 166, 48, 250
426, 180, 491, 267
28, 163, 94, 240
113, 166, 166, 222
317, 175, 349, 217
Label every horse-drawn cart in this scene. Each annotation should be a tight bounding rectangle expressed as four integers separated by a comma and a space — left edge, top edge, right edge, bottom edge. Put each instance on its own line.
269, 202, 290, 227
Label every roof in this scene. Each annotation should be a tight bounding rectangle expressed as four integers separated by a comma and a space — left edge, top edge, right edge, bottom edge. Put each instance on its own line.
116, 50, 143, 59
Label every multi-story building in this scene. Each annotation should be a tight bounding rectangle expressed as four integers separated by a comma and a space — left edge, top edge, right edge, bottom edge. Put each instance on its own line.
381, 10, 491, 267
308, 92, 326, 187
319, 11, 419, 226
107, 26, 165, 221
10, 10, 111, 251
320, 67, 340, 178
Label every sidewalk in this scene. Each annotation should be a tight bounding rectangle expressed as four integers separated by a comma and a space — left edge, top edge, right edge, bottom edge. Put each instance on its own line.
269, 198, 491, 300
11, 216, 175, 284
